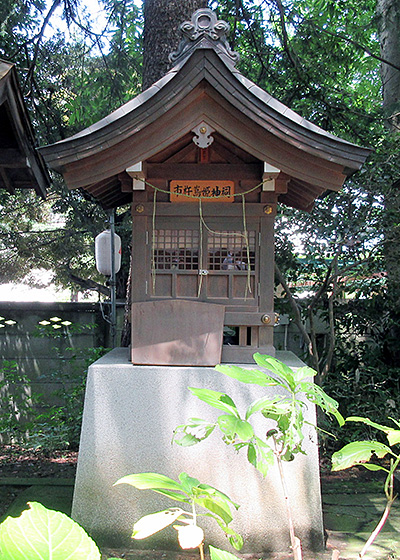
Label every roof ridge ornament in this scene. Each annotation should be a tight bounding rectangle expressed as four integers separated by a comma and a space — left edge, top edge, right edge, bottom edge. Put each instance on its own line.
169, 8, 240, 67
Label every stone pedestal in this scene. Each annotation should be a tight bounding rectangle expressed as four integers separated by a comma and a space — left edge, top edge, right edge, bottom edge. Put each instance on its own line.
72, 348, 324, 553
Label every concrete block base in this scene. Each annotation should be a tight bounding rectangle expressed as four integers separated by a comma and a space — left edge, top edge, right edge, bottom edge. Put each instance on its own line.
72, 348, 324, 554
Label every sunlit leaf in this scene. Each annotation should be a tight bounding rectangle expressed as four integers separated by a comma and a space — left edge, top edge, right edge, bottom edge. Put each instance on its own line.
215, 364, 275, 386
188, 387, 239, 417
0, 501, 100, 559
253, 353, 296, 390
210, 544, 241, 560
115, 473, 184, 492
132, 508, 185, 539
346, 416, 400, 446
331, 440, 391, 471
217, 415, 254, 441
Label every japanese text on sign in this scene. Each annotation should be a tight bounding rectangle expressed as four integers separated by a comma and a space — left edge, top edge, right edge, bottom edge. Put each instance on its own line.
170, 180, 234, 202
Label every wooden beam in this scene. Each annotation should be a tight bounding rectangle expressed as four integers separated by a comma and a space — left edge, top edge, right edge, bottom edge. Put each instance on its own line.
0, 167, 15, 194
147, 163, 262, 180
0, 149, 26, 167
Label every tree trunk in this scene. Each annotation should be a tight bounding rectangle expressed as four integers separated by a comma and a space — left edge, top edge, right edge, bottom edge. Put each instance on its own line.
377, 0, 400, 299
376, 0, 400, 359
377, 0, 400, 131
142, 0, 208, 90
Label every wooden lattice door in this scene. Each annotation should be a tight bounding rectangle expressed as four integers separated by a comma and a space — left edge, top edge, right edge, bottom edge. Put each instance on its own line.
149, 217, 259, 311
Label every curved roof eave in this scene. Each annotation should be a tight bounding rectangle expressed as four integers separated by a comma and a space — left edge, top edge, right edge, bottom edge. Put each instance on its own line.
0, 59, 50, 198
40, 48, 371, 177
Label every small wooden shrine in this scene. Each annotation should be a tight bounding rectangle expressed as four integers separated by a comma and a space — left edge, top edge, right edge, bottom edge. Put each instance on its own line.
41, 9, 370, 364
0, 60, 49, 197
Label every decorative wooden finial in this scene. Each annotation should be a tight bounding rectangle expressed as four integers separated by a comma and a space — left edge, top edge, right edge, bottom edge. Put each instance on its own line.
169, 8, 240, 66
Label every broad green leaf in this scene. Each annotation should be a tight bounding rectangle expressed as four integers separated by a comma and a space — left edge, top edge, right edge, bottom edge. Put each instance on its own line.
194, 497, 233, 524
152, 489, 191, 503
173, 418, 216, 446
253, 353, 296, 391
361, 464, 388, 472
217, 415, 254, 441
173, 432, 201, 447
299, 382, 344, 426
346, 416, 392, 432
115, 473, 183, 492
247, 442, 257, 466
197, 484, 240, 510
293, 366, 317, 382
188, 388, 239, 417
215, 364, 276, 386
0, 501, 100, 559
131, 508, 184, 539
207, 519, 243, 551
331, 441, 391, 471
346, 417, 400, 446
210, 544, 241, 560
179, 472, 200, 494
387, 430, 400, 446
246, 395, 286, 419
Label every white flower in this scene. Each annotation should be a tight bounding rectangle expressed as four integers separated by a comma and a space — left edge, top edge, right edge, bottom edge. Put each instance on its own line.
176, 524, 204, 549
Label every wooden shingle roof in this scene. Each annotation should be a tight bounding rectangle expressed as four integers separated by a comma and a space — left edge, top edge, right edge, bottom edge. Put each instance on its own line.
0, 60, 49, 198
40, 9, 371, 210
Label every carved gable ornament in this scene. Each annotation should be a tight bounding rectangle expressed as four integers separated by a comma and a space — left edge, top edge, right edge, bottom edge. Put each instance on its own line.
169, 8, 240, 66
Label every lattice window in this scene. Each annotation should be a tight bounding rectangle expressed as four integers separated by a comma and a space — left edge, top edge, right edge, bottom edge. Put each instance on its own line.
208, 231, 256, 271
153, 229, 199, 270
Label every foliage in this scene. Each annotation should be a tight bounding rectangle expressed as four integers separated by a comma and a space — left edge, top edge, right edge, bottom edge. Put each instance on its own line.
0, 344, 108, 451
28, 346, 109, 451
332, 416, 400, 558
174, 353, 343, 475
115, 471, 243, 550
0, 360, 43, 444
174, 353, 343, 559
0, 501, 101, 559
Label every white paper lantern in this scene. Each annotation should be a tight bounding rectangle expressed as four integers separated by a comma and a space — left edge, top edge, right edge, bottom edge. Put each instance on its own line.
95, 230, 122, 275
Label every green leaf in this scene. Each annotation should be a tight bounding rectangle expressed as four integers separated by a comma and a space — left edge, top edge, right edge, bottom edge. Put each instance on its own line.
194, 497, 233, 525
0, 501, 100, 559
178, 472, 200, 494
188, 388, 239, 417
207, 518, 243, 551
215, 364, 275, 386
346, 417, 400, 446
131, 508, 185, 539
115, 473, 184, 492
253, 353, 296, 391
210, 545, 241, 560
299, 382, 344, 426
173, 418, 216, 446
152, 489, 191, 503
361, 464, 388, 472
196, 484, 240, 510
245, 395, 286, 419
217, 415, 254, 441
293, 366, 317, 382
331, 441, 392, 471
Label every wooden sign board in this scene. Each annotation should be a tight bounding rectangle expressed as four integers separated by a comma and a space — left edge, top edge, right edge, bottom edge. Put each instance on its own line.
131, 300, 225, 366
170, 180, 234, 202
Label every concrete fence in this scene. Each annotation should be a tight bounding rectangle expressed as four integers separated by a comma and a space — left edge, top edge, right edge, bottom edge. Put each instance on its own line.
0, 300, 324, 412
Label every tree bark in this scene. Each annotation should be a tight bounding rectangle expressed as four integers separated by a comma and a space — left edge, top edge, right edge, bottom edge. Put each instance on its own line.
377, 1, 400, 315
142, 0, 208, 90
377, 0, 400, 131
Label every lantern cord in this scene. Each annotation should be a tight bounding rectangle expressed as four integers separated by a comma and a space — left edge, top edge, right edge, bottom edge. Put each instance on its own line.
151, 189, 157, 295
198, 195, 252, 295
197, 198, 204, 298
141, 176, 265, 299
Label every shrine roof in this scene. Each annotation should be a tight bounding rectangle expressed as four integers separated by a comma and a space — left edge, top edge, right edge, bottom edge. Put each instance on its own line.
0, 60, 49, 198
39, 9, 371, 210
